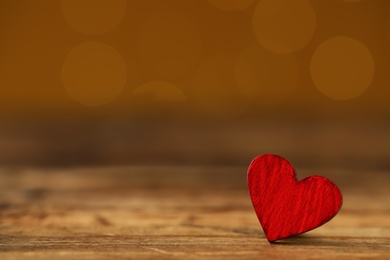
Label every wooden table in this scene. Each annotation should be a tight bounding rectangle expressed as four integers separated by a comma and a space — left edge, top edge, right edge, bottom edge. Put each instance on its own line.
0, 166, 389, 259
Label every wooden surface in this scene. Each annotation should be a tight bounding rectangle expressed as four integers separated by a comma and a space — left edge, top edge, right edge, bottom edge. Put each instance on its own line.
0, 166, 389, 259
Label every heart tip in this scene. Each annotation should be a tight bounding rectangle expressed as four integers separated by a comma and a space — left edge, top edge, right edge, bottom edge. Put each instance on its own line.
266, 237, 278, 243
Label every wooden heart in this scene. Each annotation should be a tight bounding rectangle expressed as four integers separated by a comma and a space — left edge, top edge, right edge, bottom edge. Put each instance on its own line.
247, 154, 343, 242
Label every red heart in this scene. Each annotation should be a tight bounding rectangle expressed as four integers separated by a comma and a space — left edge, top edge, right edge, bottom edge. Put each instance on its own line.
247, 154, 342, 242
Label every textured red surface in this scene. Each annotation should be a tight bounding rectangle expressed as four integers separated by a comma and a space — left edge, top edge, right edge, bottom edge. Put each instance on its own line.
248, 154, 343, 242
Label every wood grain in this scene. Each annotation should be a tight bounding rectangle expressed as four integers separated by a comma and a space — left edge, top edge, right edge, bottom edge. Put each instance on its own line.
248, 154, 342, 242
0, 166, 389, 259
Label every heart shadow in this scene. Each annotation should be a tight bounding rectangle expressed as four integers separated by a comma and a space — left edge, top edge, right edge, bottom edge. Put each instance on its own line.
270, 234, 347, 247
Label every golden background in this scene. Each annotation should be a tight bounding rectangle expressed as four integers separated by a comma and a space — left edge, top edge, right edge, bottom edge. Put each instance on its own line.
0, 0, 389, 168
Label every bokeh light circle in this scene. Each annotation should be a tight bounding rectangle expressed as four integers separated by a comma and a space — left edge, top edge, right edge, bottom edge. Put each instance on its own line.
61, 0, 127, 35
310, 37, 374, 100
62, 41, 127, 107
235, 43, 299, 104
252, 0, 316, 53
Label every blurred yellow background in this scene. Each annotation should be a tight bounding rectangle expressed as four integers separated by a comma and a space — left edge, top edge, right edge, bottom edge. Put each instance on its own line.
1, 0, 389, 119
0, 0, 389, 168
